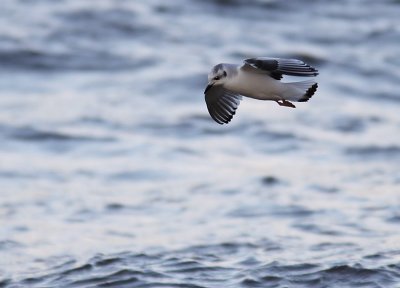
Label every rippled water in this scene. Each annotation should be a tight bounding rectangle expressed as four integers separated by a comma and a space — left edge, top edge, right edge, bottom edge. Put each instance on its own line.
1, 0, 400, 287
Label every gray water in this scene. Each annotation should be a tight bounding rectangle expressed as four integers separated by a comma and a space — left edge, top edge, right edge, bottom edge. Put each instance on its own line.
1, 0, 400, 287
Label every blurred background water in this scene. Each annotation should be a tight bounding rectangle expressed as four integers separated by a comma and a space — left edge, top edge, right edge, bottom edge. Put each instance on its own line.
1, 0, 400, 287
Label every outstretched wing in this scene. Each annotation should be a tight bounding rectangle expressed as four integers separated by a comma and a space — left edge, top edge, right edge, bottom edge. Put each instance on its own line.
204, 85, 242, 124
242, 57, 318, 80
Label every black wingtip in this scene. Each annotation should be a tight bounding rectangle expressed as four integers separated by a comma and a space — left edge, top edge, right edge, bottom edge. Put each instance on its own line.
298, 83, 318, 102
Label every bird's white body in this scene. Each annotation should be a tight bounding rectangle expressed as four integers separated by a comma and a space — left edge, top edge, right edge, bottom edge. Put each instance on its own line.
224, 65, 285, 101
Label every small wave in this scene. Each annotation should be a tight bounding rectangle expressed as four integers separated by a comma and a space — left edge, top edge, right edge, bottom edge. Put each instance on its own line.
104, 203, 126, 211
60, 263, 93, 277
228, 204, 314, 219
310, 242, 357, 251
0, 279, 11, 288
260, 175, 281, 186
70, 270, 140, 287
202, 0, 283, 10
260, 262, 320, 275
5, 126, 114, 143
107, 170, 167, 182
249, 263, 399, 287
0, 240, 23, 250
345, 145, 400, 159
330, 116, 366, 133
0, 48, 151, 72
386, 215, 400, 224
253, 129, 298, 142
293, 223, 342, 236
321, 264, 396, 285
309, 184, 340, 194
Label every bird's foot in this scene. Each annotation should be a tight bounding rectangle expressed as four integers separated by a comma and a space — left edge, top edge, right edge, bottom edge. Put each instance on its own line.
276, 100, 296, 108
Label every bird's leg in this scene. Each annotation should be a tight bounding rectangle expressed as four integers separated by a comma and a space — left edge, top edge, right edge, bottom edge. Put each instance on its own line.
276, 100, 296, 108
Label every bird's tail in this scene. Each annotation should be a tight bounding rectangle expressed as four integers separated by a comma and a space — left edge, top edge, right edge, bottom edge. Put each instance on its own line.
282, 80, 318, 102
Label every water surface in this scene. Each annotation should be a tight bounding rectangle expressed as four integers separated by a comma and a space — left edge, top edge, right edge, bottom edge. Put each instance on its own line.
1, 0, 400, 287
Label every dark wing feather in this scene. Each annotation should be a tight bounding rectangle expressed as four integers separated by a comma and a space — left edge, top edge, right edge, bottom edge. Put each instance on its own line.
204, 85, 242, 125
243, 57, 319, 79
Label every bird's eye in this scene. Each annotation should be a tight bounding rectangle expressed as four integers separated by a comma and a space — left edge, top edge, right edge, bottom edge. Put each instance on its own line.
213, 76, 220, 81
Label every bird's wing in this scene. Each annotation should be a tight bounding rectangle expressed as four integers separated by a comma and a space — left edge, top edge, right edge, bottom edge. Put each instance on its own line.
242, 57, 318, 80
204, 85, 242, 124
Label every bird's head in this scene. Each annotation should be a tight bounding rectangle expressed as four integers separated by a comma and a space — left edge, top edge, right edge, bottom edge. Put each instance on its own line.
205, 64, 228, 93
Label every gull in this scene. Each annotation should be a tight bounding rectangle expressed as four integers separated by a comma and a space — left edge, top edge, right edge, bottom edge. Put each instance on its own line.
204, 57, 318, 124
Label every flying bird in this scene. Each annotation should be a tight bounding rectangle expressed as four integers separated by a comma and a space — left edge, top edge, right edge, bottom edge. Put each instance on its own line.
204, 57, 318, 124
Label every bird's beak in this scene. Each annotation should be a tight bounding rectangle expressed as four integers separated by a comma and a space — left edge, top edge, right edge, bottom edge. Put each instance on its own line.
204, 82, 214, 94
